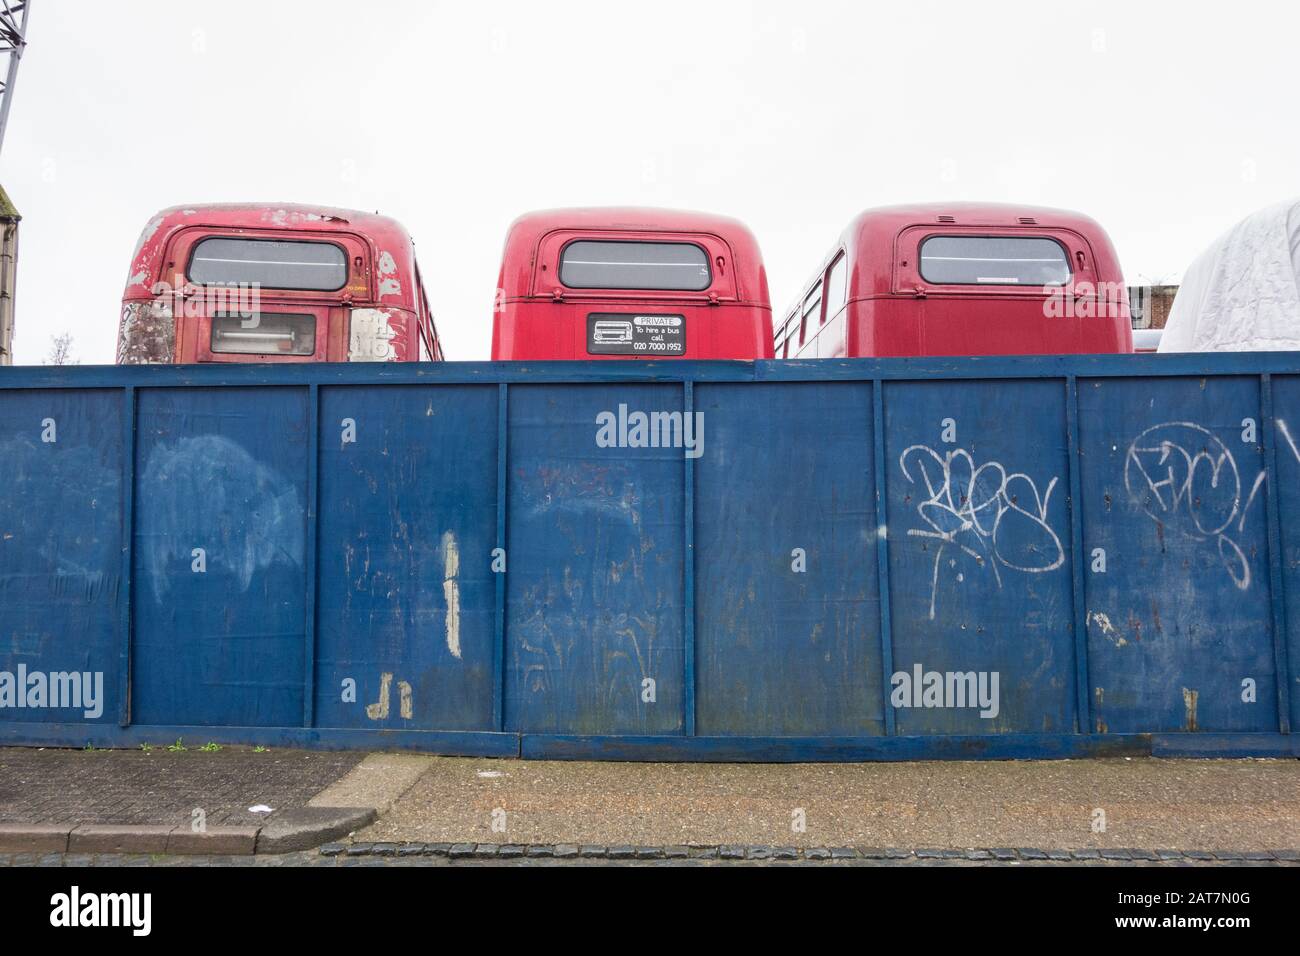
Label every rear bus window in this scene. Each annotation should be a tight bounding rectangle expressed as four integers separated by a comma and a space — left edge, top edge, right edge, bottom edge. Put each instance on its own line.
919, 236, 1070, 286
210, 313, 316, 356
189, 237, 348, 291
559, 240, 711, 291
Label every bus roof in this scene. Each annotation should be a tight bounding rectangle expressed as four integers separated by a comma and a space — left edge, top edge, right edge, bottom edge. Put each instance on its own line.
124, 202, 415, 299
505, 206, 759, 238
499, 206, 767, 302
844, 201, 1112, 239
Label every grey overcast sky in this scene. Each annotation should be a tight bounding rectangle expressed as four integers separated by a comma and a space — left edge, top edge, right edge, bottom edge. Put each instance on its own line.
3, 0, 1298, 364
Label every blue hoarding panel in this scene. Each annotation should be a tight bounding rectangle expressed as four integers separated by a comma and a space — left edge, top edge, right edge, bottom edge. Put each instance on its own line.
1, 357, 1298, 760
1078, 377, 1276, 733
0, 389, 123, 724
132, 388, 308, 727
883, 380, 1077, 735
315, 385, 498, 731
505, 384, 685, 735
694, 382, 884, 736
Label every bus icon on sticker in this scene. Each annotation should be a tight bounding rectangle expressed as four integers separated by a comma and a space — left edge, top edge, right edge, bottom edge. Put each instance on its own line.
592, 319, 634, 344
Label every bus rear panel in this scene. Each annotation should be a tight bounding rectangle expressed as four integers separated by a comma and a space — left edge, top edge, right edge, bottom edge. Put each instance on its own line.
493, 207, 773, 361
119, 203, 444, 365
778, 203, 1132, 359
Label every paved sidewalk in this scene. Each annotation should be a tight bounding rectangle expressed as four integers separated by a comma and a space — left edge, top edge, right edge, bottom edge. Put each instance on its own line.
3, 748, 1296, 859
0, 747, 359, 828
0, 747, 428, 854
358, 756, 1300, 853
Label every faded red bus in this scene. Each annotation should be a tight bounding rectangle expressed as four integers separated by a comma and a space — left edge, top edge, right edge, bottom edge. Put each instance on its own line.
492, 207, 773, 360
777, 203, 1132, 359
119, 203, 444, 364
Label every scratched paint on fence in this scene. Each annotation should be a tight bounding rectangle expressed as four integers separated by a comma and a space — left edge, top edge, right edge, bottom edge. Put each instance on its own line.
694, 382, 884, 735
132, 388, 308, 727
315, 385, 498, 730
505, 384, 685, 735
0, 390, 123, 722
1266, 376, 1300, 730
1078, 376, 1276, 733
883, 379, 1076, 735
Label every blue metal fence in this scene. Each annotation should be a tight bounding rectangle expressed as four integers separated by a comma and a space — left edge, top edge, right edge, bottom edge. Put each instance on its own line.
2, 356, 1298, 760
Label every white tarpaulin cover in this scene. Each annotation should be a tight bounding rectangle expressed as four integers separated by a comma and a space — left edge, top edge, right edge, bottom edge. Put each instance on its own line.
1160, 199, 1300, 352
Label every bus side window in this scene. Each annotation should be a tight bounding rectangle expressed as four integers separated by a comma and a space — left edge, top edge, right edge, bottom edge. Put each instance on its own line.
799, 285, 822, 346
775, 312, 792, 358
824, 253, 847, 320
416, 313, 430, 361
413, 259, 442, 362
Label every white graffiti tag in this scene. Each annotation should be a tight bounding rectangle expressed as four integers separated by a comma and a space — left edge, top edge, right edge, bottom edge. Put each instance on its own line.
899, 446, 1066, 620
1124, 422, 1265, 591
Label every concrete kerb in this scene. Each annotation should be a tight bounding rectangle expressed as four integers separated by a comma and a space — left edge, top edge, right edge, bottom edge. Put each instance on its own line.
0, 752, 429, 856
0, 816, 374, 856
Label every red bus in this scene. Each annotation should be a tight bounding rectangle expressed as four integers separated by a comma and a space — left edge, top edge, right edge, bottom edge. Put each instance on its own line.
118, 203, 444, 364
491, 207, 773, 360
777, 203, 1132, 359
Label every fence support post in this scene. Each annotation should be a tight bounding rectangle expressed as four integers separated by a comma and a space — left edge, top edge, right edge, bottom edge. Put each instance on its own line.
1065, 376, 1091, 734
302, 383, 319, 728
683, 379, 697, 737
117, 385, 136, 728
493, 383, 509, 732
1260, 374, 1293, 734
872, 380, 896, 735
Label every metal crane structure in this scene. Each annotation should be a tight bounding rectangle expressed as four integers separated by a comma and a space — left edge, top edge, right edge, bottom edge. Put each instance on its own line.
0, 0, 30, 157
0, 1, 24, 364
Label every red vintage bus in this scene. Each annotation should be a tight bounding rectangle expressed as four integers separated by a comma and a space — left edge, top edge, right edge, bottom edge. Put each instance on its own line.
118, 203, 444, 364
491, 207, 773, 360
777, 203, 1132, 359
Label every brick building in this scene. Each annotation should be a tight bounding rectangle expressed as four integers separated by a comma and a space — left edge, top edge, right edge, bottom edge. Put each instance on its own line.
1128, 284, 1179, 330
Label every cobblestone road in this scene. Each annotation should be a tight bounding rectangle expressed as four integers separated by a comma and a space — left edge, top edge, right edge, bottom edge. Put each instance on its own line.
1, 849, 1291, 867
